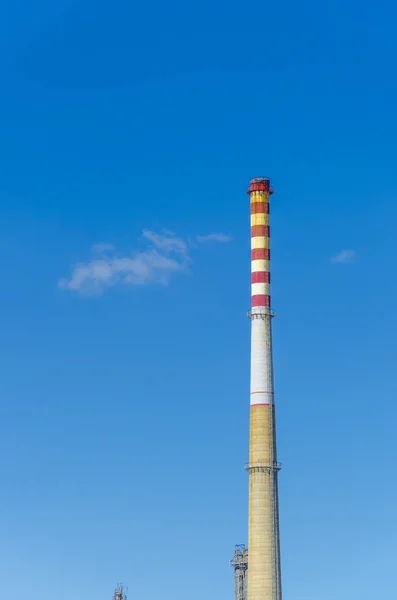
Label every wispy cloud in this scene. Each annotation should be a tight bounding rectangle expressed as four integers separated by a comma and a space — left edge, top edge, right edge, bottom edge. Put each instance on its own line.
196, 233, 232, 243
330, 249, 356, 264
59, 229, 232, 295
142, 229, 188, 256
91, 243, 115, 254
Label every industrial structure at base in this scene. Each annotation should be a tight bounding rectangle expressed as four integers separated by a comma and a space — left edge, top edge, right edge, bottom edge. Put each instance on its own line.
113, 584, 127, 600
231, 178, 282, 600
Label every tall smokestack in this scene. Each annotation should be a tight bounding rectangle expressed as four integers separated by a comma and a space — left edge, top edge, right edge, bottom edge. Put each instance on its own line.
246, 177, 282, 600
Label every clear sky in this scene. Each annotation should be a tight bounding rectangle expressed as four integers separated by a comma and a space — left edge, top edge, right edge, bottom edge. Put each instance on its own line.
1, 1, 397, 599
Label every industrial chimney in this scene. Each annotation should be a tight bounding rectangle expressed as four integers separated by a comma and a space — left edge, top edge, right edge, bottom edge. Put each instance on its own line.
232, 178, 282, 600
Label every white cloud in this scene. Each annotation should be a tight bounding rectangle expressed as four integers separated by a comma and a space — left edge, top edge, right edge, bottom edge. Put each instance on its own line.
196, 233, 232, 243
330, 249, 356, 264
142, 229, 188, 255
91, 243, 115, 254
59, 229, 232, 294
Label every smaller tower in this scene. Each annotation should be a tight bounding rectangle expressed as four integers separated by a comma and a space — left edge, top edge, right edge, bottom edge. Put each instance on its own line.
113, 584, 127, 600
231, 545, 248, 600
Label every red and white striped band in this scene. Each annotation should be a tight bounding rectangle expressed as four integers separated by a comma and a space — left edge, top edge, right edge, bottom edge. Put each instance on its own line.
249, 184, 271, 309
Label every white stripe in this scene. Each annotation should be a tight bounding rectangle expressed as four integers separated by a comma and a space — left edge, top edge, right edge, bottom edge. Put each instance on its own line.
251, 282, 269, 296
250, 213, 268, 226
250, 392, 273, 405
250, 317, 274, 406
251, 237, 269, 249
251, 259, 270, 273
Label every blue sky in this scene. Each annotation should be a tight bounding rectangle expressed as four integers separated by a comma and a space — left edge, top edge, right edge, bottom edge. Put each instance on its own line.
1, 1, 397, 599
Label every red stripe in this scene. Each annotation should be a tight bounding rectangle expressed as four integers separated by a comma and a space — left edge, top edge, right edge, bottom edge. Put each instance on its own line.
251, 294, 271, 307
251, 225, 270, 237
248, 181, 270, 193
250, 202, 269, 214
252, 271, 270, 284
250, 403, 271, 407
251, 248, 270, 261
